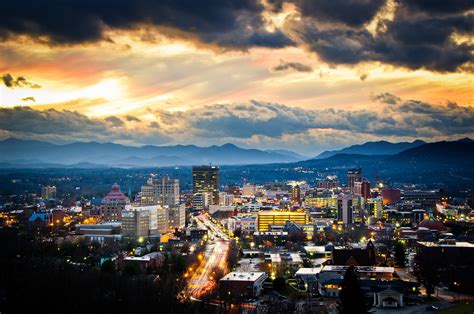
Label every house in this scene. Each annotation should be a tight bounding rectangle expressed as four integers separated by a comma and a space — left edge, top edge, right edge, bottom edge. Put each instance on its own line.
332, 240, 376, 266
219, 272, 268, 298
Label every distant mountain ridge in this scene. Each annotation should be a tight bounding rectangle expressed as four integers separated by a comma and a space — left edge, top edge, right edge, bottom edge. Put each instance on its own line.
0, 138, 305, 167
314, 140, 426, 159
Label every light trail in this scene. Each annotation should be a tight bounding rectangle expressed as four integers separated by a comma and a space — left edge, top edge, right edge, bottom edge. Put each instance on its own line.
182, 214, 230, 300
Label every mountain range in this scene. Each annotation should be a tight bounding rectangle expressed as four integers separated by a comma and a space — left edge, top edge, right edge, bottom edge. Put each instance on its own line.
0, 138, 471, 171
0, 138, 305, 167
313, 140, 426, 159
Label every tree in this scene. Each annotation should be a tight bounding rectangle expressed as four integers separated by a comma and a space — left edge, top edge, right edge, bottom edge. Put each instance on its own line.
340, 266, 370, 314
413, 253, 440, 299
101, 259, 116, 274
394, 241, 407, 267
273, 277, 286, 293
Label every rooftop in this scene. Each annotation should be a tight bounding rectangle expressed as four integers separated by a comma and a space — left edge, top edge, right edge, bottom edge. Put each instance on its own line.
221, 272, 267, 282
322, 265, 394, 273
295, 267, 323, 276
417, 241, 474, 248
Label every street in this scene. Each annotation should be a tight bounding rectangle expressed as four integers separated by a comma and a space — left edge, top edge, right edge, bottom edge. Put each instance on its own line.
183, 214, 230, 299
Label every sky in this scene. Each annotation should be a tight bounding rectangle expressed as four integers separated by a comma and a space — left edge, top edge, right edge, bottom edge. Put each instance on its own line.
0, 0, 473, 155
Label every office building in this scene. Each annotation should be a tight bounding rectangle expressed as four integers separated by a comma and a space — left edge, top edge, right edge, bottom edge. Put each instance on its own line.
257, 211, 309, 232
141, 176, 179, 206
41, 185, 57, 200
347, 168, 362, 192
219, 192, 234, 206
367, 197, 383, 219
291, 185, 301, 205
242, 183, 256, 196
100, 183, 130, 222
122, 206, 150, 238
337, 193, 353, 224
168, 204, 186, 229
382, 188, 401, 205
192, 165, 220, 205
122, 205, 168, 238
192, 192, 211, 211
354, 179, 371, 200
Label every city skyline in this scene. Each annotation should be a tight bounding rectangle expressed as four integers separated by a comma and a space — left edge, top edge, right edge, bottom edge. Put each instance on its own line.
0, 1, 473, 154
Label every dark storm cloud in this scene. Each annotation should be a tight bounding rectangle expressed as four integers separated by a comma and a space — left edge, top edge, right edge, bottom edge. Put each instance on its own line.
0, 0, 292, 49
294, 0, 386, 27
399, 0, 474, 14
105, 116, 124, 127
297, 10, 473, 72
273, 60, 313, 72
1, 73, 41, 89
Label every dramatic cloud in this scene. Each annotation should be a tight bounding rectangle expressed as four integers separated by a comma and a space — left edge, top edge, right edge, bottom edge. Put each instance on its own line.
1, 73, 41, 89
21, 97, 36, 102
0, 0, 293, 49
1, 95, 472, 154
273, 60, 312, 72
293, 0, 386, 27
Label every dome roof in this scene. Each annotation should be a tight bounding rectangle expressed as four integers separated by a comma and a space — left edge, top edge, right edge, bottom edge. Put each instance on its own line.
111, 183, 121, 193
103, 183, 129, 202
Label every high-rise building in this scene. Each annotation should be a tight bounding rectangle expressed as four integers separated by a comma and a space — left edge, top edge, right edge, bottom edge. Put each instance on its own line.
168, 204, 186, 229
347, 168, 362, 192
41, 185, 57, 200
354, 178, 371, 200
122, 206, 150, 238
366, 197, 383, 218
192, 192, 211, 211
100, 184, 130, 222
242, 184, 256, 196
141, 176, 179, 206
337, 193, 353, 224
193, 165, 220, 205
291, 185, 301, 205
122, 204, 169, 238
219, 192, 234, 206
381, 188, 401, 205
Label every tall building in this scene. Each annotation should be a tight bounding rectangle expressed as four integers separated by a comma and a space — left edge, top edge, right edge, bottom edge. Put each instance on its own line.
291, 185, 301, 205
366, 197, 383, 219
242, 184, 256, 196
354, 179, 371, 200
337, 193, 353, 224
219, 192, 234, 206
192, 192, 211, 211
381, 187, 401, 205
192, 165, 220, 205
122, 206, 150, 238
41, 185, 57, 200
347, 168, 362, 192
100, 184, 130, 222
122, 204, 169, 238
141, 176, 179, 206
168, 204, 186, 229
